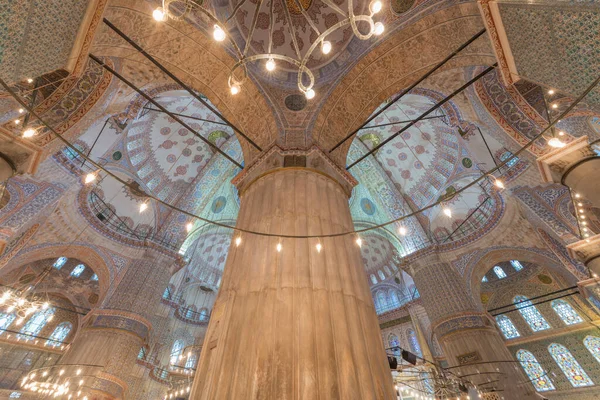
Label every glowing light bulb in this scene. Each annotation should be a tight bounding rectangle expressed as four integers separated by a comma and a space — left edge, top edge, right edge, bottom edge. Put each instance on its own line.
356, 237, 362, 247
578, 203, 583, 206
321, 40, 332, 54
18, 108, 24, 113
373, 22, 385, 36
139, 202, 148, 213
23, 128, 35, 138
575, 193, 581, 198
558, 131, 565, 136
186, 222, 193, 232
235, 236, 242, 246
230, 84, 240, 95
47, 315, 54, 322
213, 25, 226, 42
16, 317, 24, 325
316, 243, 322, 253
84, 173, 96, 184
370, 0, 383, 13
14, 119, 20, 124
551, 103, 558, 109
494, 178, 504, 189
548, 137, 565, 148
548, 89, 555, 95
27, 78, 33, 84
152, 7, 166, 21
42, 302, 49, 309
276, 242, 282, 252
398, 226, 407, 236
305, 88, 315, 100
266, 58, 276, 71
443, 207, 452, 218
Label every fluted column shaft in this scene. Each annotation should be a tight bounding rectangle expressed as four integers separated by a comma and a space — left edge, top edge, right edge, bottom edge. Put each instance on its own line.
412, 254, 536, 399
192, 168, 395, 400
59, 249, 175, 398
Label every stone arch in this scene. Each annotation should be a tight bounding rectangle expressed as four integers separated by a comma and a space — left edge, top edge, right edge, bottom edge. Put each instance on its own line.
93, 0, 280, 164
467, 246, 578, 306
1, 243, 114, 303
311, 2, 495, 165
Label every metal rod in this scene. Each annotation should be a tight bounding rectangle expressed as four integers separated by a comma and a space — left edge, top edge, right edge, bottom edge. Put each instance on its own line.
347, 64, 497, 170
491, 291, 579, 317
82, 118, 110, 168
360, 114, 444, 130
89, 54, 244, 169
143, 106, 229, 126
488, 286, 579, 312
102, 18, 262, 152
442, 197, 491, 243
477, 127, 497, 167
329, 28, 487, 153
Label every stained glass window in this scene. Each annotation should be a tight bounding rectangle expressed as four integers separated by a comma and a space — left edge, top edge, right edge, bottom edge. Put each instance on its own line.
199, 308, 209, 321
482, 275, 488, 283
378, 270, 385, 281
370, 274, 377, 285
384, 266, 392, 276
583, 336, 600, 364
548, 343, 594, 387
389, 334, 401, 356
500, 151, 519, 168
185, 354, 197, 369
163, 287, 172, 300
493, 266, 507, 279
510, 260, 524, 271
377, 291, 387, 312
91, 274, 98, 281
138, 347, 147, 360
496, 315, 520, 339
516, 349, 555, 392
551, 299, 583, 325
514, 295, 550, 332
408, 329, 422, 357
19, 308, 55, 340
0, 312, 16, 333
70, 264, 85, 277
170, 340, 185, 365
389, 289, 400, 306
53, 257, 67, 270
46, 322, 72, 347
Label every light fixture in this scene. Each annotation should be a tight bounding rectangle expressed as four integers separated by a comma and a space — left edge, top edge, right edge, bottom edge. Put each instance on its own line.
356, 237, 363, 247
230, 84, 240, 95
370, 0, 383, 13
23, 128, 35, 138
551, 103, 558, 109
84, 173, 96, 184
153, 7, 166, 21
548, 137, 566, 148
305, 89, 316, 100
186, 222, 193, 232
14, 119, 20, 124
316, 242, 322, 253
575, 193, 581, 198
494, 178, 505, 189
578, 202, 583, 206
265, 58, 276, 72
139, 203, 148, 213
18, 108, 24, 113
235, 236, 242, 246
548, 89, 555, 95
398, 226, 407, 236
276, 242, 282, 252
443, 206, 452, 218
321, 41, 332, 55
27, 78, 33, 84
558, 131, 565, 136
373, 22, 385, 36
213, 25, 226, 42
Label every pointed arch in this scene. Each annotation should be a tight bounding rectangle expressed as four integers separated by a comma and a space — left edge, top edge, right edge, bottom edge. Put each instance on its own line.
493, 266, 507, 279
584, 336, 600, 364
514, 295, 550, 332
495, 315, 520, 339
170, 340, 185, 366
46, 322, 72, 346
407, 328, 422, 357
551, 299, 583, 326
548, 343, 593, 387
516, 349, 555, 392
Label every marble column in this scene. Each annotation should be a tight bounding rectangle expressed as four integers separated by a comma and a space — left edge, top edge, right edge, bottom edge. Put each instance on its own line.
191, 148, 396, 400
411, 252, 536, 399
58, 247, 181, 399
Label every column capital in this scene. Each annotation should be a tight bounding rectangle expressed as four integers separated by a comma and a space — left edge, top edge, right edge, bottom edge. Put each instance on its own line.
568, 233, 600, 276
232, 144, 357, 197
536, 136, 596, 184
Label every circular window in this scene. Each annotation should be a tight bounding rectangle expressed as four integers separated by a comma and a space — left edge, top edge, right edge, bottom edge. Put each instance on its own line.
285, 94, 307, 111
112, 151, 122, 161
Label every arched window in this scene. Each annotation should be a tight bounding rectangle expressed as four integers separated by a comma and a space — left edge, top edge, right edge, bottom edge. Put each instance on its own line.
0, 312, 16, 333
53, 257, 67, 270
138, 347, 147, 360
91, 274, 98, 281
514, 295, 550, 332
548, 343, 594, 387
493, 266, 507, 279
388, 334, 401, 356
384, 266, 392, 276
389, 289, 400, 306
70, 264, 85, 277
496, 315, 520, 339
407, 329, 422, 357
370, 274, 377, 285
516, 349, 555, 392
46, 322, 72, 347
482, 275, 488, 283
163, 287, 172, 300
378, 270, 385, 281
500, 150, 519, 168
510, 260, 524, 271
199, 308, 209, 321
377, 291, 387, 312
170, 340, 185, 366
551, 299, 583, 325
185, 307, 194, 319
583, 336, 600, 364
185, 353, 197, 369
19, 308, 55, 340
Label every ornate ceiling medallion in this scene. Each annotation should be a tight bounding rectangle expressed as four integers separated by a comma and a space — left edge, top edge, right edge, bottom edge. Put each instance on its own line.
153, 0, 386, 99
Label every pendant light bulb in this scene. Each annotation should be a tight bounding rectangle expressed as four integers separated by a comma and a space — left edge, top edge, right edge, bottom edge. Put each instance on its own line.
235, 236, 242, 246
316, 243, 322, 253
398, 226, 407, 236
266, 58, 276, 71
356, 237, 362, 247
373, 22, 385, 36
494, 178, 504, 189
23, 128, 35, 138
548, 137, 566, 148
186, 222, 193, 232
370, 0, 383, 14
153, 7, 166, 21
443, 206, 452, 218
84, 173, 96, 184
276, 242, 282, 252
18, 108, 24, 114
213, 25, 226, 42
305, 88, 315, 100
230, 84, 240, 95
321, 40, 332, 54
139, 202, 148, 213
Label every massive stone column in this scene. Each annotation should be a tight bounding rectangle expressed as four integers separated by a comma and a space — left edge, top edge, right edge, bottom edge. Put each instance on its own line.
58, 247, 181, 399
411, 252, 536, 399
191, 148, 395, 400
